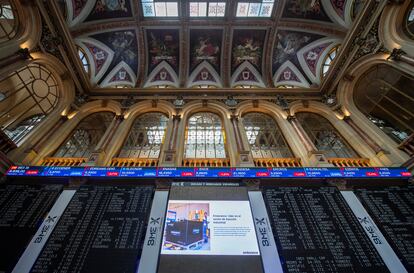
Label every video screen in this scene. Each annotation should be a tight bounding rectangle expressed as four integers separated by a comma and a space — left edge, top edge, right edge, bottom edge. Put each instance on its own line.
157, 185, 264, 273
161, 200, 259, 256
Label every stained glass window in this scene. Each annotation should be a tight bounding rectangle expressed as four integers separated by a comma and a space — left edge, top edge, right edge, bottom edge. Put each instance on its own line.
405, 2, 414, 37
78, 47, 89, 74
189, 2, 226, 17
296, 112, 358, 158
118, 113, 168, 159
54, 112, 114, 158
0, 2, 17, 43
0, 64, 59, 145
236, 1, 274, 17
4, 114, 45, 143
322, 46, 340, 77
242, 113, 293, 158
185, 112, 226, 158
142, 0, 178, 17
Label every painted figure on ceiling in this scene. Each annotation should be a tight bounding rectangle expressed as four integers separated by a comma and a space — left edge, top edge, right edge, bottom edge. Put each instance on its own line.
233, 37, 263, 67
95, 0, 128, 12
194, 37, 220, 64
110, 31, 136, 63
149, 31, 178, 67
287, 0, 321, 15
274, 32, 311, 65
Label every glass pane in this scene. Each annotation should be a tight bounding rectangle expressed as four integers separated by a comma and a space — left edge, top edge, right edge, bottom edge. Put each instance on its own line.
185, 112, 226, 158
260, 3, 273, 17
248, 3, 260, 16
142, 3, 155, 16
155, 2, 166, 16
166, 2, 178, 16
236, 3, 249, 17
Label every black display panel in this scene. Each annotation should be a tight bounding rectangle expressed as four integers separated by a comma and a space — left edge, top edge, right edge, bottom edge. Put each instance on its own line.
30, 185, 154, 273
0, 184, 62, 273
263, 186, 389, 273
355, 186, 414, 272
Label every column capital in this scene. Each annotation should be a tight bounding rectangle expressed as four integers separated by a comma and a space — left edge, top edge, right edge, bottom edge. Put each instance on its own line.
173, 114, 181, 121
115, 114, 124, 121
388, 48, 406, 61
230, 114, 239, 121
286, 115, 296, 122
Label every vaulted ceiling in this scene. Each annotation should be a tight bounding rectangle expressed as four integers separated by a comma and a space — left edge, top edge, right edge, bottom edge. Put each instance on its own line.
57, 0, 364, 92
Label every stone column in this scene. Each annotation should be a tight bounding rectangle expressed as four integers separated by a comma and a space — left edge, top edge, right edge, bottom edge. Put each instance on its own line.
87, 115, 124, 166
230, 114, 252, 165
163, 115, 181, 165
287, 115, 332, 167
343, 116, 385, 154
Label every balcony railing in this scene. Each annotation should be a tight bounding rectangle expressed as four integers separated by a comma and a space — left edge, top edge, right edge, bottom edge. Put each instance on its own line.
398, 133, 414, 157
41, 157, 87, 166
182, 158, 231, 167
111, 158, 159, 167
327, 158, 371, 167
253, 158, 302, 167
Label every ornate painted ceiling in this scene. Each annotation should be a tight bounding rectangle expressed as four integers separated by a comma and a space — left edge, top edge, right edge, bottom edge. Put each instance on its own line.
56, 0, 365, 92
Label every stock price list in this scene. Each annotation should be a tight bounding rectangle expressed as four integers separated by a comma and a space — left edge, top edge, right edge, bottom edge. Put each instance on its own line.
0, 184, 62, 273
355, 186, 414, 272
30, 185, 154, 273
263, 186, 389, 273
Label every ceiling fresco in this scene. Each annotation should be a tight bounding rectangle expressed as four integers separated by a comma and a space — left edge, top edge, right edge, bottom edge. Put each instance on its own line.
59, 0, 362, 90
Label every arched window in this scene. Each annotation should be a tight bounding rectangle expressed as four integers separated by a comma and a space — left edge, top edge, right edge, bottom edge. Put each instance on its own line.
0, 2, 17, 43
118, 113, 168, 159
296, 112, 358, 158
242, 113, 293, 158
78, 47, 90, 74
4, 114, 44, 143
322, 46, 340, 78
54, 112, 114, 158
0, 64, 59, 144
405, 2, 414, 38
184, 112, 226, 158
353, 64, 413, 143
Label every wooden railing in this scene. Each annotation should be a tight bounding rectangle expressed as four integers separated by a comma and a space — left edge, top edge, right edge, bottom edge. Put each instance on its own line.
327, 158, 371, 167
253, 158, 302, 167
111, 158, 159, 167
398, 133, 414, 157
182, 158, 231, 167
41, 157, 87, 166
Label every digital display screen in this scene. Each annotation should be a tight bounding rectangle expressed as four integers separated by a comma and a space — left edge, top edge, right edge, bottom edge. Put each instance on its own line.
157, 185, 263, 273
6, 166, 412, 179
161, 200, 259, 256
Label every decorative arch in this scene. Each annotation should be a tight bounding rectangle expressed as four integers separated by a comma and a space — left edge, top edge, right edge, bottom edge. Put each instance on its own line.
104, 100, 175, 165
177, 100, 237, 165
380, 1, 414, 56
236, 100, 310, 163
32, 100, 121, 164
187, 61, 222, 88
336, 55, 412, 164
53, 111, 115, 159
231, 61, 265, 88
144, 61, 179, 88
273, 60, 310, 88
297, 38, 341, 84
289, 100, 381, 163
